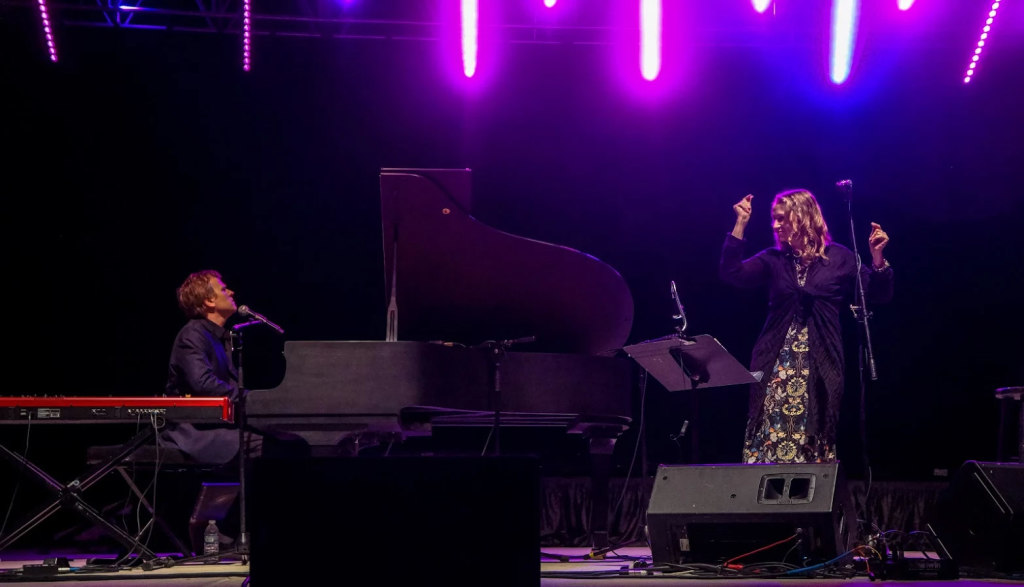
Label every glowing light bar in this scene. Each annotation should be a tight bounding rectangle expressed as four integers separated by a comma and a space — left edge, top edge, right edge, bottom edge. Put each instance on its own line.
829, 0, 859, 84
37, 0, 57, 63
242, 0, 251, 71
544, 0, 557, 7
964, 1, 1002, 84
639, 0, 661, 81
752, 0, 772, 13
461, 0, 478, 78
898, 0, 915, 10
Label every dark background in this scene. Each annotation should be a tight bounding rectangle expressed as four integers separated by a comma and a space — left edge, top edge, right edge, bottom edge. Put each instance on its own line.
2, 0, 1022, 493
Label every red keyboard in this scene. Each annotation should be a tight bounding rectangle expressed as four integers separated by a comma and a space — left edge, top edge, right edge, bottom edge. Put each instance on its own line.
0, 396, 233, 423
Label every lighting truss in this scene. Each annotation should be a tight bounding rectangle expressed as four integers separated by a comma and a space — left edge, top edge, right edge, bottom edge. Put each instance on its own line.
8, 0, 621, 44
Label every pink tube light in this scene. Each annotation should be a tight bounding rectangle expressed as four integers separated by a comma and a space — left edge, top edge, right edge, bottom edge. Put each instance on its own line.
37, 0, 57, 62
461, 0, 478, 78
640, 0, 661, 81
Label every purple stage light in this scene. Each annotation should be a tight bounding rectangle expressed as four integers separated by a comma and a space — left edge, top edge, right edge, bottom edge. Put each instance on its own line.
37, 0, 57, 62
829, 0, 859, 84
242, 0, 251, 71
544, 0, 557, 7
897, 0, 915, 10
241, 0, 251, 71
963, 1, 1002, 84
461, 0, 478, 78
640, 0, 661, 81
752, 0, 772, 14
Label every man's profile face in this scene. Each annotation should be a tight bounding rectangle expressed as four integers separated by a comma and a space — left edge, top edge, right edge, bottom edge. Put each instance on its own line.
205, 276, 237, 318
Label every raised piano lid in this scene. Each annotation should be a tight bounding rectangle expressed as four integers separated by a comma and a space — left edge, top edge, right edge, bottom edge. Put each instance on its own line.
380, 168, 634, 356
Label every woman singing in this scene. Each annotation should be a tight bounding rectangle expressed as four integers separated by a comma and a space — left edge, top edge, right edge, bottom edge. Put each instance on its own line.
720, 189, 893, 464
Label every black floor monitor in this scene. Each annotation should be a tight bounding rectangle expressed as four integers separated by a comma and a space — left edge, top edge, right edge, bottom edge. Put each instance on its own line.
646, 462, 855, 567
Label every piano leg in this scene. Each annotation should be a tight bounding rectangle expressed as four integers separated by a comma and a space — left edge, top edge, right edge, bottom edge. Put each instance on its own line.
588, 435, 617, 550
579, 417, 635, 552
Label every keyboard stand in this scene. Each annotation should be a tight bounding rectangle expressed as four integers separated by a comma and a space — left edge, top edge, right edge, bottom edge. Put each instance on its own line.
0, 426, 161, 559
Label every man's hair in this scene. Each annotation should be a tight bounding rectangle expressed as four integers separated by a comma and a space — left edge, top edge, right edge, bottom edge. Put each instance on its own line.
772, 189, 832, 264
177, 270, 222, 319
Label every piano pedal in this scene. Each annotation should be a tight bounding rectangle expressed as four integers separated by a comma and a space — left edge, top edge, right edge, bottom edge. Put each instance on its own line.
335, 431, 405, 456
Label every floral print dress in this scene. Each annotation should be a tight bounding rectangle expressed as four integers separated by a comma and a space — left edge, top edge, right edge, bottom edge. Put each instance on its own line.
742, 260, 836, 464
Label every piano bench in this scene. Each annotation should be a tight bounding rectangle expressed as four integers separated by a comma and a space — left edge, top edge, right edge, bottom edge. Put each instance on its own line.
84, 444, 237, 557
86, 444, 191, 468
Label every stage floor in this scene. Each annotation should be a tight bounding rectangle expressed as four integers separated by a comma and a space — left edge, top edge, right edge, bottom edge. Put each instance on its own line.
1, 547, 1020, 586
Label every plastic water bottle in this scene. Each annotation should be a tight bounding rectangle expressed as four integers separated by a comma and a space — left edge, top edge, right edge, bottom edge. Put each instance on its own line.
203, 519, 220, 562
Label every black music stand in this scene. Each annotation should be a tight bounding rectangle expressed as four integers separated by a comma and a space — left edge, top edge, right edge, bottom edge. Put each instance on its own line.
624, 334, 758, 462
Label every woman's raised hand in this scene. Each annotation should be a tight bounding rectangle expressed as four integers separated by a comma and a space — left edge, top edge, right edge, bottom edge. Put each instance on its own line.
731, 194, 754, 239
733, 194, 754, 223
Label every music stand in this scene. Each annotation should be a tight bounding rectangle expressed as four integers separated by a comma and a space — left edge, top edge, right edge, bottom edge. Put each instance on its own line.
624, 334, 758, 462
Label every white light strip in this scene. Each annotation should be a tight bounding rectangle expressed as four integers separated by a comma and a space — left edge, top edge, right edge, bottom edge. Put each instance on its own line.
461, 0, 478, 77
829, 0, 859, 84
37, 0, 58, 62
639, 0, 661, 81
963, 1, 1002, 84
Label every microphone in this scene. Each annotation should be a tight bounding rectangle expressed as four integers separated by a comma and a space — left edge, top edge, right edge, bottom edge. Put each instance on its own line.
670, 280, 688, 335
670, 420, 689, 441
237, 305, 284, 334
835, 179, 853, 199
670, 281, 684, 319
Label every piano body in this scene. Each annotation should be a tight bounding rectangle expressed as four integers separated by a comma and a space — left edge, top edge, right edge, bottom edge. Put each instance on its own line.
245, 168, 637, 546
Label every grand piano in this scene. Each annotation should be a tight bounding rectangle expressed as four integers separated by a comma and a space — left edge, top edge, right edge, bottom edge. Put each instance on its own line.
245, 168, 637, 546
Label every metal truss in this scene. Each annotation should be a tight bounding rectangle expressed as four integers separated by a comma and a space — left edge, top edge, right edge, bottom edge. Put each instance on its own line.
3, 0, 622, 44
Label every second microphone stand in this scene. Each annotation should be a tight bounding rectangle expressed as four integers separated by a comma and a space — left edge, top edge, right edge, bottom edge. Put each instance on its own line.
481, 335, 535, 456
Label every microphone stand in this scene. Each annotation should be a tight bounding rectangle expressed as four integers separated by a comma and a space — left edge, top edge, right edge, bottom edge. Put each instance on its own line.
482, 336, 536, 456
670, 281, 702, 462
838, 180, 878, 536
840, 183, 878, 381
229, 325, 251, 563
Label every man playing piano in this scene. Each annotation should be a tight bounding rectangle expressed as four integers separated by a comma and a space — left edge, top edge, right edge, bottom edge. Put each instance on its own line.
161, 270, 245, 464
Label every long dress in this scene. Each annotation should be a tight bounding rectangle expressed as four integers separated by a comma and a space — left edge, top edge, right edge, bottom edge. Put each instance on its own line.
744, 260, 823, 462
719, 234, 893, 464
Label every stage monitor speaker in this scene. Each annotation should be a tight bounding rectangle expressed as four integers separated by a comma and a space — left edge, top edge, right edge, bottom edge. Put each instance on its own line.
929, 460, 1024, 574
249, 456, 540, 586
646, 462, 856, 566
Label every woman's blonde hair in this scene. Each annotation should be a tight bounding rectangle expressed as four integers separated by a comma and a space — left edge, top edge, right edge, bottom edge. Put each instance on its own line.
772, 189, 831, 264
